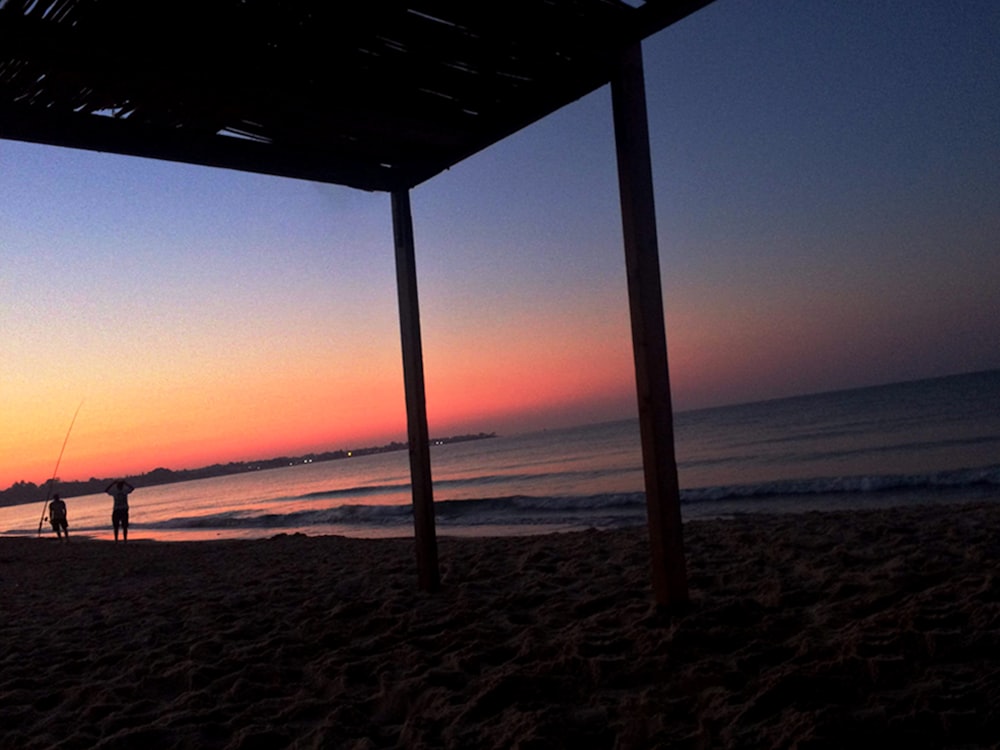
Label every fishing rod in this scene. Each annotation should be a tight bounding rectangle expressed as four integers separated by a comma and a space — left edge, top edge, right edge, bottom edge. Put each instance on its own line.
36, 400, 84, 537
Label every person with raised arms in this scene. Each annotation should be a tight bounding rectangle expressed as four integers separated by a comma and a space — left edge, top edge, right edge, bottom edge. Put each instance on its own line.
105, 479, 134, 543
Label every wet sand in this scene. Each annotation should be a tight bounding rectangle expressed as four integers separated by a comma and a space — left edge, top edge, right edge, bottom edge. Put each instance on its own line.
2, 501, 1000, 749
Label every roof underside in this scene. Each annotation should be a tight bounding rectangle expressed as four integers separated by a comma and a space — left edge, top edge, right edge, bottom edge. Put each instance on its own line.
0, 0, 712, 191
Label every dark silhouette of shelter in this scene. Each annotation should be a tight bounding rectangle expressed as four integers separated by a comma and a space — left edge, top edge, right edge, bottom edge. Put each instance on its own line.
0, 0, 716, 608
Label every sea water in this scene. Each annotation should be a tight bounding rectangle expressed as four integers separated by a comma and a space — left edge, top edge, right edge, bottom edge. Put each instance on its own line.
3, 369, 999, 541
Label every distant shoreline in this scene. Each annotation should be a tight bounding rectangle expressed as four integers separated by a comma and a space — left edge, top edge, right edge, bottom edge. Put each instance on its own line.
0, 432, 497, 507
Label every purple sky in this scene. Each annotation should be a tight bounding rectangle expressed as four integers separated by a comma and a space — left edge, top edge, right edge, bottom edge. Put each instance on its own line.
3, 0, 999, 485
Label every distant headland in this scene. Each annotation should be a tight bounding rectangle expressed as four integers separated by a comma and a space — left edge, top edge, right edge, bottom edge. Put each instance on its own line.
0, 432, 497, 507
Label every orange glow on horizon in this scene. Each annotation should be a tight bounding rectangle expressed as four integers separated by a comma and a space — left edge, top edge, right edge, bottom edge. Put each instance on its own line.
2, 340, 640, 489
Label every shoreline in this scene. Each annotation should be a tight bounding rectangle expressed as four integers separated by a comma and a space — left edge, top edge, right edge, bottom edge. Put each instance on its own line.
3, 501, 1000, 748
6, 482, 999, 545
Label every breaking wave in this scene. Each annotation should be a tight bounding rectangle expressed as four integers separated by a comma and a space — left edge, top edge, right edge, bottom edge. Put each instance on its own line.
141, 464, 1000, 532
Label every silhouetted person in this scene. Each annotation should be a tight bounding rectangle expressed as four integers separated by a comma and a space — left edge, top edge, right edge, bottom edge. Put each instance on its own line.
105, 480, 134, 542
48, 493, 68, 541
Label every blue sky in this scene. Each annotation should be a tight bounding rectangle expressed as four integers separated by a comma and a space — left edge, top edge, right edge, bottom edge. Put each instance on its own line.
2, 0, 999, 485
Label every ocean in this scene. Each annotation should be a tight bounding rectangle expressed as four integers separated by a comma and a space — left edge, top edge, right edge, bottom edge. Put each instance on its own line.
3, 369, 999, 542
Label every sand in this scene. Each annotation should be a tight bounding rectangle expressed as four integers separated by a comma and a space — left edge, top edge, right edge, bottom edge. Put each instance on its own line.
2, 501, 1000, 749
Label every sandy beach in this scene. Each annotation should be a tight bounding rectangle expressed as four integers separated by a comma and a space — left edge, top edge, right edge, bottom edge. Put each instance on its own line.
3, 501, 1000, 749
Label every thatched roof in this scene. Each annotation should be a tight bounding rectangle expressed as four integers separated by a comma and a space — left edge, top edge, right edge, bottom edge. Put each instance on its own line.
0, 0, 712, 191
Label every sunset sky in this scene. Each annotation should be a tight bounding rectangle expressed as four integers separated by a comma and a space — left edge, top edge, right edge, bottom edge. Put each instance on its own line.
3, 0, 999, 489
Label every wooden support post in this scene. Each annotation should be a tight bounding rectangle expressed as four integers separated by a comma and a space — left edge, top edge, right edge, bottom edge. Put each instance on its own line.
391, 189, 441, 593
611, 43, 689, 609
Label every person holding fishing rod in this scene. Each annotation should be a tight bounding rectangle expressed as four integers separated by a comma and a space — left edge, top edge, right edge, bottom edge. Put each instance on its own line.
37, 400, 84, 538
47, 493, 69, 541
105, 479, 134, 543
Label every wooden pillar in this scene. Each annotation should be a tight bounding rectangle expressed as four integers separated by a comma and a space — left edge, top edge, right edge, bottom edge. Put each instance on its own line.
391, 189, 441, 593
611, 42, 689, 609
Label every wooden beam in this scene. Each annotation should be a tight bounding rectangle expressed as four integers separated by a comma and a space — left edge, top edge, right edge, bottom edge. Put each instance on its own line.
0, 102, 411, 193
391, 189, 441, 593
632, 0, 718, 41
610, 42, 689, 609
